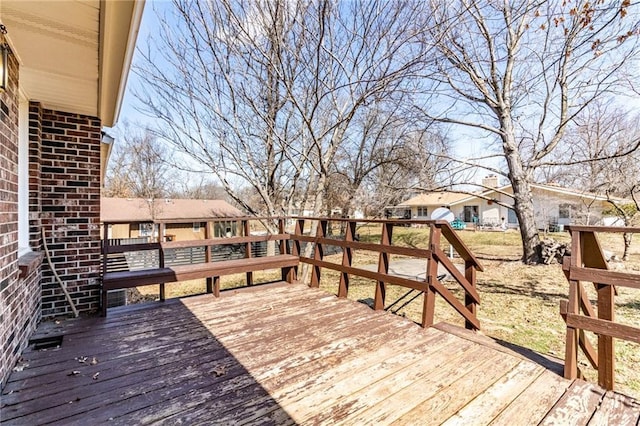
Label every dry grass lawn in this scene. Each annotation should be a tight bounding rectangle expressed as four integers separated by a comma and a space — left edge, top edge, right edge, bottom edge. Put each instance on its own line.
132, 224, 640, 399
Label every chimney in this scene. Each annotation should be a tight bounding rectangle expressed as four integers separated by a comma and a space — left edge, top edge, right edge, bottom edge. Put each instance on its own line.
482, 175, 499, 188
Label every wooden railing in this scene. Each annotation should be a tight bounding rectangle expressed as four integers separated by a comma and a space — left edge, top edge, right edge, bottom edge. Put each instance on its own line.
101, 217, 295, 303
561, 225, 640, 391
101, 217, 484, 328
290, 217, 484, 330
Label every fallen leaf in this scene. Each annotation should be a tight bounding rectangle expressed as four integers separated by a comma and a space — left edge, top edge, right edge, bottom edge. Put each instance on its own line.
212, 366, 227, 377
12, 364, 28, 372
92, 372, 100, 380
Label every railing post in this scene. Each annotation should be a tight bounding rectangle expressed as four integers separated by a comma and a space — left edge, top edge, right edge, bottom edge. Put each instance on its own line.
101, 222, 110, 316
310, 220, 327, 288
464, 259, 477, 330
374, 222, 393, 310
243, 220, 253, 286
205, 220, 214, 295
586, 230, 616, 390
338, 220, 356, 298
292, 219, 303, 257
158, 222, 166, 301
278, 218, 287, 255
279, 218, 294, 283
423, 224, 440, 328
291, 219, 304, 281
564, 230, 582, 380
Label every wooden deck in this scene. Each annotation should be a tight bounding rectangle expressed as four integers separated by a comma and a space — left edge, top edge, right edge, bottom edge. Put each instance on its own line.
2, 283, 639, 425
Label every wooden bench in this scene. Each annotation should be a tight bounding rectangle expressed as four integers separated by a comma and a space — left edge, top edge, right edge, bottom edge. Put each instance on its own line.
101, 254, 299, 316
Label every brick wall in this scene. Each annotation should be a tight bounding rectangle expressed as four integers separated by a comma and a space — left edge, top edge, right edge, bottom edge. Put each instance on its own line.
0, 45, 103, 387
38, 110, 102, 317
0, 46, 42, 388
28, 102, 42, 249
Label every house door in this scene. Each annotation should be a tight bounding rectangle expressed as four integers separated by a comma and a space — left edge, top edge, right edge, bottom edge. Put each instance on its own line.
463, 205, 479, 223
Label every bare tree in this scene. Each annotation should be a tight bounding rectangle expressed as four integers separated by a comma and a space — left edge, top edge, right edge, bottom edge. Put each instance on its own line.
552, 101, 640, 259
135, 0, 430, 234
136, 0, 308, 226
417, 0, 639, 263
104, 126, 174, 201
327, 98, 450, 218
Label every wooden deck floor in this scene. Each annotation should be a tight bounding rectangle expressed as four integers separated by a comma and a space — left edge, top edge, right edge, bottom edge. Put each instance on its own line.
2, 283, 639, 425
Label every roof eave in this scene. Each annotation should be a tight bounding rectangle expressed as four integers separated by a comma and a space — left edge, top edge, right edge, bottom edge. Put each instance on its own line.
98, 0, 145, 127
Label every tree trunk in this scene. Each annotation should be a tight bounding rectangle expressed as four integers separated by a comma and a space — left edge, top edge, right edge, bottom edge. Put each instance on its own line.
501, 125, 541, 263
622, 232, 632, 261
511, 178, 540, 264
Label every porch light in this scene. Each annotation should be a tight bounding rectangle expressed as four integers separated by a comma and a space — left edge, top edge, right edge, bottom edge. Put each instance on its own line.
0, 43, 8, 91
0, 24, 7, 92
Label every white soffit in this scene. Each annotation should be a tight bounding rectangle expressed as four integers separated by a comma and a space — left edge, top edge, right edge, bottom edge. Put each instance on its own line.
1, 0, 100, 117
99, 0, 145, 127
1, 0, 144, 127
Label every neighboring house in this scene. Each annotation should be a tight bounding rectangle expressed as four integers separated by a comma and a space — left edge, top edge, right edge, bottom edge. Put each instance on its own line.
396, 178, 625, 229
101, 197, 244, 241
0, 1, 144, 387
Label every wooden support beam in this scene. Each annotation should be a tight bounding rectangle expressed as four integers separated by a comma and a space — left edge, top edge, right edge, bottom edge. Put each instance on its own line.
430, 277, 481, 330
278, 219, 289, 282
564, 312, 640, 345
338, 220, 356, 298
564, 231, 582, 381
579, 329, 598, 370
158, 223, 166, 302
431, 248, 480, 303
291, 219, 304, 282
422, 224, 440, 328
560, 299, 598, 370
374, 223, 392, 311
597, 282, 616, 390
310, 220, 327, 288
243, 220, 253, 286
570, 267, 639, 290
101, 222, 110, 316
464, 260, 477, 330
213, 276, 220, 297
205, 221, 213, 294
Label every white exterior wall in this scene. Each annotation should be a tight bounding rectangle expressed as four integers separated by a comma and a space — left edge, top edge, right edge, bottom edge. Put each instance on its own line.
403, 186, 615, 228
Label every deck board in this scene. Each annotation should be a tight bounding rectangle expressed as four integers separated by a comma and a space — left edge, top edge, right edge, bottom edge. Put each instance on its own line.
489, 369, 572, 425
2, 283, 639, 425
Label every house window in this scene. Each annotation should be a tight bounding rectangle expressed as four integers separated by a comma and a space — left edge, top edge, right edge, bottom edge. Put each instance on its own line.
463, 205, 479, 223
139, 223, 156, 237
416, 206, 428, 217
193, 222, 201, 233
507, 209, 518, 224
558, 204, 573, 220
18, 92, 30, 256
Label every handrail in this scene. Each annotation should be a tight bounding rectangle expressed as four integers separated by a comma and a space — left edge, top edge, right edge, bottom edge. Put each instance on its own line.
565, 225, 640, 234
101, 216, 286, 225
289, 217, 483, 330
561, 225, 640, 391
290, 217, 483, 271
101, 216, 484, 330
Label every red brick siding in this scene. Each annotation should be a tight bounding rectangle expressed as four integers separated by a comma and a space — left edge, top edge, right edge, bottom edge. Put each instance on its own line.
39, 110, 102, 317
0, 48, 42, 388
